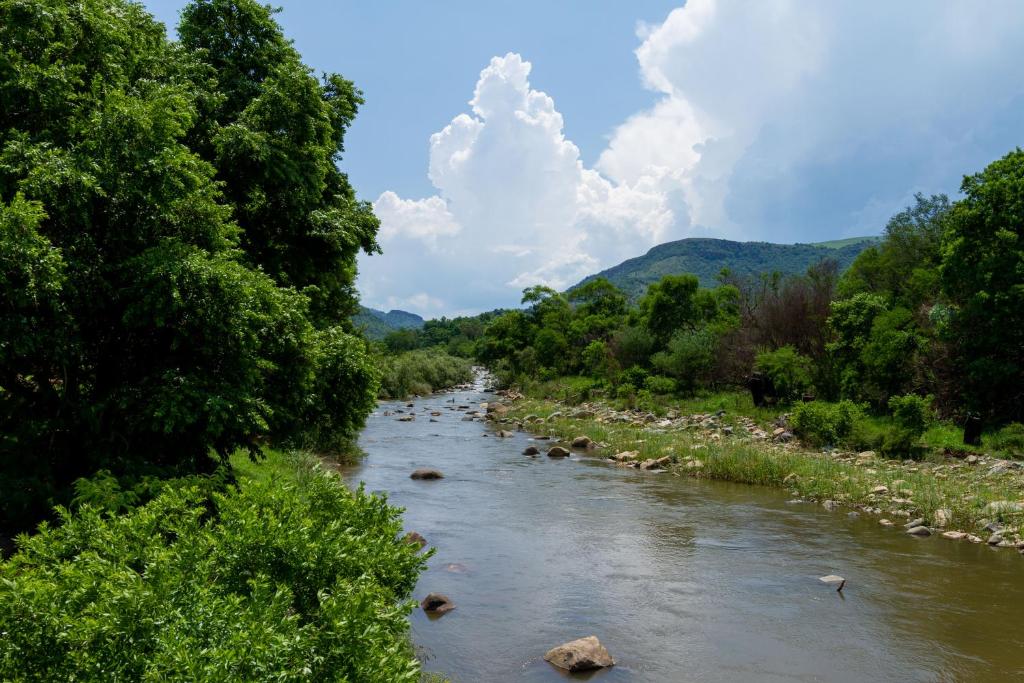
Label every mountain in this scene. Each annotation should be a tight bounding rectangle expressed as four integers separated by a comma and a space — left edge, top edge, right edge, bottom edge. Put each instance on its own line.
573, 236, 878, 299
352, 307, 425, 340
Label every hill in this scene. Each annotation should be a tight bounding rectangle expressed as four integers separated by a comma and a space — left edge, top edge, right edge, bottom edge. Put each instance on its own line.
573, 236, 878, 299
352, 307, 425, 340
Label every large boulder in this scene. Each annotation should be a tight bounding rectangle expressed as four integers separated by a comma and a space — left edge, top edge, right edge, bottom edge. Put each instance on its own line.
571, 435, 594, 449
544, 636, 614, 672
410, 468, 444, 480
420, 593, 455, 614
547, 446, 571, 458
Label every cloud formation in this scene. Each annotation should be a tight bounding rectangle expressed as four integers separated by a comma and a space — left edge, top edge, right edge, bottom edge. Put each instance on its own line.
361, 2, 1024, 316
601, 0, 1024, 240
359, 53, 684, 315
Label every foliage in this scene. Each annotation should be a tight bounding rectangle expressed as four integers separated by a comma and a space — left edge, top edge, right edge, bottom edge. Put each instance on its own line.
990, 423, 1024, 456
651, 328, 719, 393
378, 350, 473, 399
940, 149, 1024, 423
0, 0, 379, 531
0, 466, 426, 681
880, 394, 934, 456
754, 346, 813, 403
645, 375, 678, 395
790, 400, 862, 446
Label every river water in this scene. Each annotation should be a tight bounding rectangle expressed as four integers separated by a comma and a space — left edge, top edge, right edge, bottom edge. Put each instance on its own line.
343, 380, 1023, 682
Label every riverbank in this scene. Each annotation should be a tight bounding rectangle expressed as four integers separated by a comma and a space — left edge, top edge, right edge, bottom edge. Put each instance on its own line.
496, 396, 1024, 554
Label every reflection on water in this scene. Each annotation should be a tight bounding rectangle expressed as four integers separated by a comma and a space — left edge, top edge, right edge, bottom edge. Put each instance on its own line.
343, 385, 1024, 682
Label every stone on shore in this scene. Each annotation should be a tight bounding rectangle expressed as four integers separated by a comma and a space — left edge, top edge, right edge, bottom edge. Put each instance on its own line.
942, 531, 967, 540
420, 593, 456, 614
612, 451, 639, 462
571, 435, 594, 449
410, 468, 444, 480
543, 636, 614, 672
547, 446, 571, 458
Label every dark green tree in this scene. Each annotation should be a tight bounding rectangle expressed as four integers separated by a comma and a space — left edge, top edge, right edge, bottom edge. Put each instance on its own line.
0, 0, 379, 531
941, 149, 1024, 422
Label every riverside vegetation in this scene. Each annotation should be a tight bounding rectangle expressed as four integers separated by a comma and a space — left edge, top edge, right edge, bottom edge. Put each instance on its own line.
391, 151, 1024, 550
0, 0, 435, 679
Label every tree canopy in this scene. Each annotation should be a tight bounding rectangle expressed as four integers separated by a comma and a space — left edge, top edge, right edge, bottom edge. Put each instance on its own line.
0, 0, 379, 531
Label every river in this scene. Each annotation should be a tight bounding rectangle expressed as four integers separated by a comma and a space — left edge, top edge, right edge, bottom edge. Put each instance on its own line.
341, 379, 1023, 682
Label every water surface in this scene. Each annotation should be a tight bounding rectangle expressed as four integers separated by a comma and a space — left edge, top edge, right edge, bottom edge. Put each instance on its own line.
343, 382, 1023, 682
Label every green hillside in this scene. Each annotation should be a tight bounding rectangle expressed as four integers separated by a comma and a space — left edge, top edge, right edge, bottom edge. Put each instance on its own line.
352, 307, 425, 340
573, 237, 878, 299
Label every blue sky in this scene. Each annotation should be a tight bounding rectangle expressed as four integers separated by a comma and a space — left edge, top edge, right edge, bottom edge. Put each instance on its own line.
143, 1, 1024, 317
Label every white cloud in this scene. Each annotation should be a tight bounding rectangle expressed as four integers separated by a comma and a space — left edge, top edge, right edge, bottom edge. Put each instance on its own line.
361, 3, 1024, 316
360, 52, 687, 315
600, 0, 1024, 239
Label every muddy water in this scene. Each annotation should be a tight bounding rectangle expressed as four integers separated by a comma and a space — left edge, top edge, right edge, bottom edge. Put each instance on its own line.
343, 382, 1023, 682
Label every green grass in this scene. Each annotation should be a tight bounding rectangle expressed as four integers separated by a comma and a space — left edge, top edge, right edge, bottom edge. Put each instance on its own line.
508, 396, 1024, 537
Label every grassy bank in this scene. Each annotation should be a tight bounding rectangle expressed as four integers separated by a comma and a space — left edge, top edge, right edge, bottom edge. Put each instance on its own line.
505, 394, 1024, 549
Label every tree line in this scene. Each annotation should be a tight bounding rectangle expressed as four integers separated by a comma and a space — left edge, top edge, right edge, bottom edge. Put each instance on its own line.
391, 150, 1024, 442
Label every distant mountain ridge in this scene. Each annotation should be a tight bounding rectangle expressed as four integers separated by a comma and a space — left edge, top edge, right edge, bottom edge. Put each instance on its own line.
352, 306, 424, 339
573, 236, 878, 299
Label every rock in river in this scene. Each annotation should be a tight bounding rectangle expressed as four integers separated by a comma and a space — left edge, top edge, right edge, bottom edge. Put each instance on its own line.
819, 574, 845, 586
906, 525, 931, 537
543, 636, 614, 672
571, 435, 594, 449
421, 593, 455, 614
547, 446, 570, 458
523, 445, 540, 456
403, 531, 427, 550
410, 468, 444, 480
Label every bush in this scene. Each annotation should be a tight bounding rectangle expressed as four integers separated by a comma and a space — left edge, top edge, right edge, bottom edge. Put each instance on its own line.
619, 365, 650, 389
754, 346, 813, 403
791, 400, 861, 446
378, 349, 473, 399
991, 423, 1024, 456
645, 375, 678, 395
888, 394, 934, 433
651, 329, 717, 393
0, 467, 427, 681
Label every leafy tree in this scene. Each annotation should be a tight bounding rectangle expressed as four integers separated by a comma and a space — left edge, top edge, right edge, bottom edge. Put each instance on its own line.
840, 193, 950, 309
0, 0, 379, 531
178, 0, 380, 326
754, 346, 813, 403
941, 149, 1024, 423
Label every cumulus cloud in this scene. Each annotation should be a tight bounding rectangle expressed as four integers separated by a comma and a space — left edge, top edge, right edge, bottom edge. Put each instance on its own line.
600, 0, 1024, 241
361, 3, 1024, 316
359, 53, 686, 316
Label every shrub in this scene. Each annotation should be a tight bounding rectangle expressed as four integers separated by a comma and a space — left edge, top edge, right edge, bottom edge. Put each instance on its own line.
991, 423, 1024, 456
378, 349, 473, 399
754, 346, 813, 402
791, 400, 861, 446
619, 365, 650, 389
0, 467, 427, 681
651, 328, 717, 393
888, 394, 934, 433
645, 375, 678, 395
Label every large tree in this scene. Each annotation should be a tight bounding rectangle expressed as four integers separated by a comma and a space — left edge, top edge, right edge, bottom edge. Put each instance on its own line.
940, 149, 1024, 423
0, 0, 379, 531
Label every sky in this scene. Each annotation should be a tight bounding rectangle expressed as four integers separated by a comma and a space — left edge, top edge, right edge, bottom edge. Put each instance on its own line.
143, 1, 1024, 318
